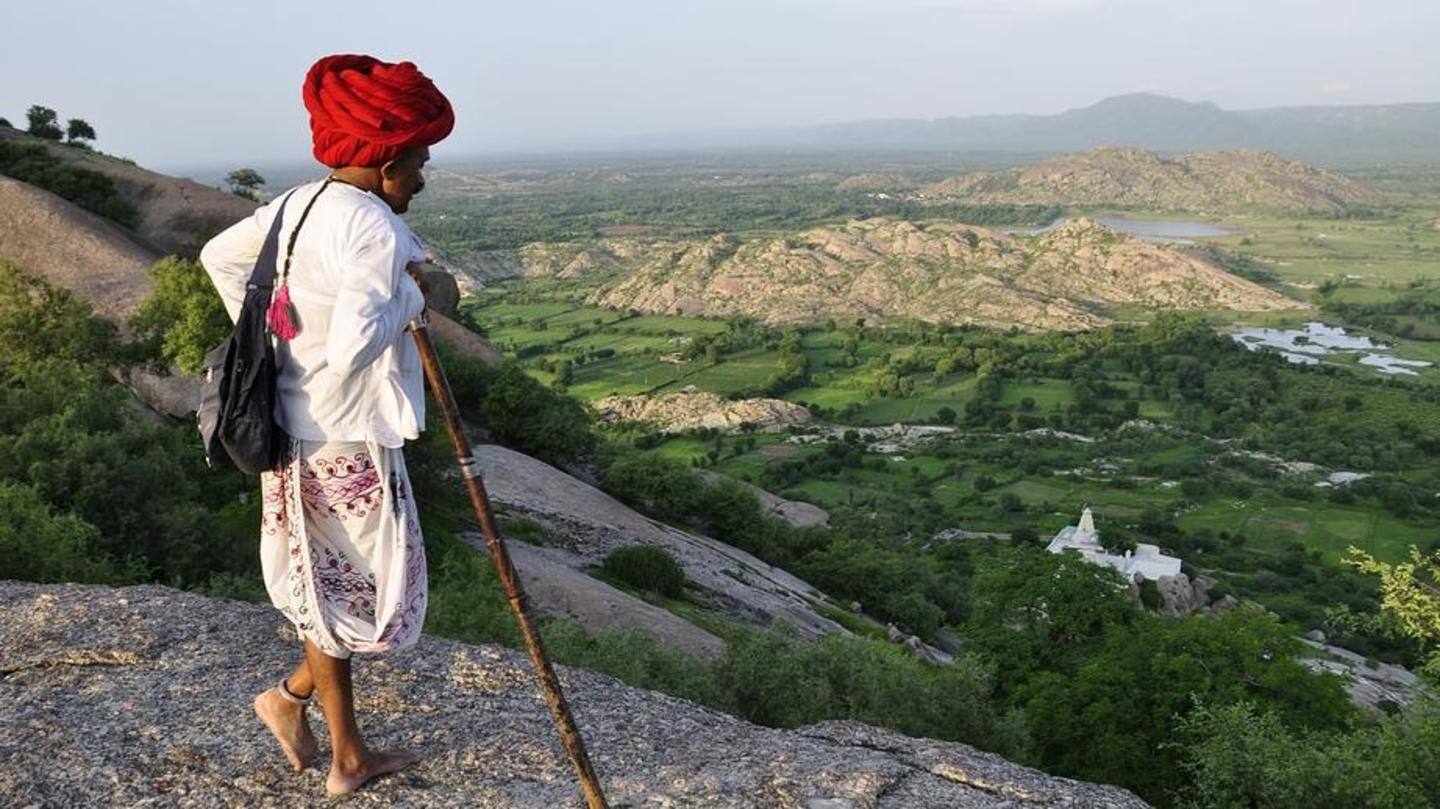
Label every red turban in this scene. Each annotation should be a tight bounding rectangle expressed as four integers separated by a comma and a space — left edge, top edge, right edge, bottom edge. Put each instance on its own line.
302, 54, 454, 168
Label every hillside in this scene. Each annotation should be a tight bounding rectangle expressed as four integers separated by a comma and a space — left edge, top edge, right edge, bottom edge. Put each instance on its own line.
923, 148, 1377, 213
523, 217, 1302, 331
0, 582, 1146, 807
0, 125, 257, 256
0, 174, 159, 324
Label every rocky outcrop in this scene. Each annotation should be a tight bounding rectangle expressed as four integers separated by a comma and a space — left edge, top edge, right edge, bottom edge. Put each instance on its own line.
576, 217, 1298, 331
1298, 638, 1421, 716
594, 389, 813, 433
925, 147, 1377, 214
696, 469, 831, 528
504, 540, 727, 661
474, 444, 843, 638
0, 582, 1148, 807
1154, 573, 1215, 618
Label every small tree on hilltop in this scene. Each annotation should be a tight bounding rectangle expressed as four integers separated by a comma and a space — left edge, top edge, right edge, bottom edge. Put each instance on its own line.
65, 118, 96, 146
225, 168, 266, 201
0, 117, 12, 128
26, 105, 63, 141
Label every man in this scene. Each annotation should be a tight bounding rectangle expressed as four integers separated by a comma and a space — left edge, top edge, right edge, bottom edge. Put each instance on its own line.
199, 53, 453, 796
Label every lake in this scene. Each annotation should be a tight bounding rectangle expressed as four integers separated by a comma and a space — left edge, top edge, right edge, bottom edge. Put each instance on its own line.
1231, 322, 1434, 377
1013, 215, 1235, 242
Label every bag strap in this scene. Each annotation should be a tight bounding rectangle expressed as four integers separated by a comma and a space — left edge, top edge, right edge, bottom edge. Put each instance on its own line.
246, 189, 298, 291
247, 177, 334, 291
277, 177, 335, 288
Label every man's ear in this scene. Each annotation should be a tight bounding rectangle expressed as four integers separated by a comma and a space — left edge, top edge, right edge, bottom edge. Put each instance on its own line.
379, 159, 400, 181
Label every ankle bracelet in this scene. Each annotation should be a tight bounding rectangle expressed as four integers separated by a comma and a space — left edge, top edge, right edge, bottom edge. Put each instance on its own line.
277, 677, 311, 705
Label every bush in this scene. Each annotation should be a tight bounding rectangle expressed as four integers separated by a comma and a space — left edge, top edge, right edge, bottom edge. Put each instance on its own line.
0, 481, 140, 583
440, 348, 595, 467
718, 628, 999, 748
130, 256, 231, 373
1179, 698, 1440, 808
601, 545, 687, 598
0, 261, 117, 368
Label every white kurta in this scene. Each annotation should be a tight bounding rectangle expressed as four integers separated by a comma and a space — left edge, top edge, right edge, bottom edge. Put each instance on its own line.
200, 178, 431, 658
199, 179, 428, 448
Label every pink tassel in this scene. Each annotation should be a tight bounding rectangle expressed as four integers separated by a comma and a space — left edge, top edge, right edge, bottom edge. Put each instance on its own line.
266, 283, 300, 340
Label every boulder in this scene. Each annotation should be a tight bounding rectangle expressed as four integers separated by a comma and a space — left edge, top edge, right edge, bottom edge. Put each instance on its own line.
1155, 573, 1199, 617
0, 582, 1149, 807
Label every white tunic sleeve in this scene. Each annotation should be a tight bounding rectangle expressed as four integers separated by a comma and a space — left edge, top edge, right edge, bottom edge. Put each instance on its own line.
198, 202, 276, 323
324, 216, 426, 380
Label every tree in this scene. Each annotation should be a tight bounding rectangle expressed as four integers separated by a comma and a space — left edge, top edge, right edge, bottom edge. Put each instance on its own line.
65, 118, 96, 145
1178, 698, 1440, 808
225, 168, 266, 201
1021, 609, 1355, 802
552, 358, 573, 390
966, 546, 1135, 684
1346, 545, 1440, 682
25, 105, 62, 140
0, 117, 12, 128
1011, 527, 1041, 546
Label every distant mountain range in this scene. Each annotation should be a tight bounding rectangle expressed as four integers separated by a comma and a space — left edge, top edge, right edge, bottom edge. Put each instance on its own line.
679, 94, 1440, 165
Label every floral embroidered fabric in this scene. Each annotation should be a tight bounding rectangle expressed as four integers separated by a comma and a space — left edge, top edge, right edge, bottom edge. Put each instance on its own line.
260, 439, 427, 658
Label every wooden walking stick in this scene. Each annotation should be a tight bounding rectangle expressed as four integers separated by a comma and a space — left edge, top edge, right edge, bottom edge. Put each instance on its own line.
406, 298, 609, 809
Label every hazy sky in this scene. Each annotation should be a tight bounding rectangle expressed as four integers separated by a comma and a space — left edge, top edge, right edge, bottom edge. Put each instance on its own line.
5, 0, 1437, 171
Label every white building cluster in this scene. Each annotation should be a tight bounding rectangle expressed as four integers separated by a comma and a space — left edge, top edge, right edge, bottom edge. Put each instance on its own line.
1045, 507, 1182, 581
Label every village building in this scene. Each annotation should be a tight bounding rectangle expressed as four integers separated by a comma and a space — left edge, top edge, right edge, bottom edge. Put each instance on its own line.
1046, 507, 1182, 581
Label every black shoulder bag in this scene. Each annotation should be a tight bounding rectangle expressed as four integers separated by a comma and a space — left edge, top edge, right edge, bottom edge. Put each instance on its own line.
198, 180, 332, 474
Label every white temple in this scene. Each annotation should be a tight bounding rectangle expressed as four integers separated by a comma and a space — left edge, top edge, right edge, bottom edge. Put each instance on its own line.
1045, 507, 1182, 581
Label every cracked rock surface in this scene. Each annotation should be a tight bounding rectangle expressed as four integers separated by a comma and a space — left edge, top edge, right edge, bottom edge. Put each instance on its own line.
0, 582, 1148, 807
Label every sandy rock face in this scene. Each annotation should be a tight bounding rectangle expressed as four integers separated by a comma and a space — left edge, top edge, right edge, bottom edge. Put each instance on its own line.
0, 174, 161, 324
594, 389, 813, 433
581, 216, 1299, 332
0, 582, 1148, 807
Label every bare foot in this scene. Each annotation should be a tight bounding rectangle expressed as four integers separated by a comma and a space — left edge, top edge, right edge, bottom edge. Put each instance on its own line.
253, 688, 319, 772
326, 748, 421, 796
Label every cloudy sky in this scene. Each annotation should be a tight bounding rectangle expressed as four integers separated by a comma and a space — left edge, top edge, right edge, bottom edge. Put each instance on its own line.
4, 0, 1437, 171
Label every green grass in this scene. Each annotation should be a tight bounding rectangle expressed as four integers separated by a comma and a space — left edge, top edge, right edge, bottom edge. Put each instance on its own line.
567, 356, 692, 398
999, 379, 1074, 409
1178, 495, 1424, 564
619, 315, 730, 336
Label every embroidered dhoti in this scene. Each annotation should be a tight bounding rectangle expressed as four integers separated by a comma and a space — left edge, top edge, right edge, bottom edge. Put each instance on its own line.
259, 439, 427, 659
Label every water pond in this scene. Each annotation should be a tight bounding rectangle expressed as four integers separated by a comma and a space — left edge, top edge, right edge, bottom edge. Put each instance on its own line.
1231, 322, 1434, 377
1014, 215, 1235, 242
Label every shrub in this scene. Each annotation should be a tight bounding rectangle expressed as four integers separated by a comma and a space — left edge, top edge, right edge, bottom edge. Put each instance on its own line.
440, 348, 595, 467
0, 481, 140, 584
0, 261, 117, 368
130, 256, 231, 373
601, 545, 687, 598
